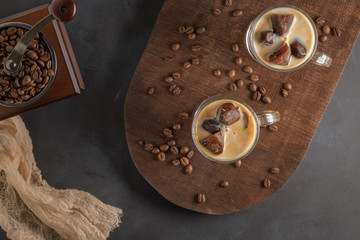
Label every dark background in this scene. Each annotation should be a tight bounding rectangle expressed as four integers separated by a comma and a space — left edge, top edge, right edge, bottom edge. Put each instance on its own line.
1, 0, 360, 239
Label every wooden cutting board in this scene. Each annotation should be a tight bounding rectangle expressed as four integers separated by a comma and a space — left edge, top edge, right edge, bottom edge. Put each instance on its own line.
124, 0, 360, 215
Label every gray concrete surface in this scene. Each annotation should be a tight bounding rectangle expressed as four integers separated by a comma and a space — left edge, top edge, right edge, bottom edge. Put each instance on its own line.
0, 0, 359, 239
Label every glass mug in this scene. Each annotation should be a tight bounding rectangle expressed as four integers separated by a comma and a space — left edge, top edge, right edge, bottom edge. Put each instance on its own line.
191, 95, 280, 163
245, 4, 332, 72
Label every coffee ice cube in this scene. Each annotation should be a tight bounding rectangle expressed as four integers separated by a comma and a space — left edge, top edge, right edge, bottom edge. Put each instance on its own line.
200, 131, 224, 155
218, 103, 241, 125
243, 112, 249, 128
202, 119, 221, 134
290, 40, 307, 58
268, 41, 291, 65
260, 31, 276, 44
271, 14, 294, 36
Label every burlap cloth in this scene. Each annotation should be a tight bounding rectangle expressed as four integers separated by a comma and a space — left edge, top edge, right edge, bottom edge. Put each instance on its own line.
0, 116, 122, 240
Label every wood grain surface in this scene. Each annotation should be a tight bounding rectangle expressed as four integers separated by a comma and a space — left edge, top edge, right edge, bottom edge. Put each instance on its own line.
124, 0, 360, 214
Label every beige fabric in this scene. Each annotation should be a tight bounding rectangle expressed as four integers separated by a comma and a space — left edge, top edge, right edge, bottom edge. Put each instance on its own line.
0, 116, 122, 240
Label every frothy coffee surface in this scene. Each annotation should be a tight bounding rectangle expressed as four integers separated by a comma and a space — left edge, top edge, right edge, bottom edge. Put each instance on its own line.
253, 7, 316, 70
195, 100, 257, 162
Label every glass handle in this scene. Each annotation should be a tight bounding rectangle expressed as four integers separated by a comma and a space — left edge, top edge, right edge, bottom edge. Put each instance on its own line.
256, 110, 280, 127
311, 51, 332, 67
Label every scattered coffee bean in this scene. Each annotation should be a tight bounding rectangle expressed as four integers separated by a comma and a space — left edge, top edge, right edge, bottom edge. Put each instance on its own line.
258, 86, 266, 95
180, 146, 189, 154
171, 159, 181, 166
236, 79, 244, 88
283, 82, 292, 91
331, 27, 341, 37
248, 83, 258, 92
281, 88, 289, 97
235, 57, 243, 66
224, 0, 232, 6
178, 112, 189, 120
212, 9, 221, 15
157, 152, 166, 161
219, 180, 229, 188
231, 43, 239, 52
171, 42, 181, 51
184, 61, 192, 68
232, 9, 243, 17
268, 124, 278, 132
178, 26, 186, 34
152, 148, 160, 154
163, 128, 173, 137
249, 74, 259, 82
160, 144, 170, 152
144, 143, 154, 151
196, 27, 206, 34
180, 157, 189, 166
169, 84, 177, 92
270, 167, 280, 174
234, 159, 242, 168
188, 33, 196, 40
172, 72, 181, 79
167, 140, 176, 146
164, 56, 174, 62
229, 82, 237, 91
147, 87, 155, 95
187, 150, 194, 159
173, 123, 181, 131
263, 179, 271, 188
315, 16, 325, 25
170, 146, 179, 155
196, 193, 206, 203
184, 164, 193, 174
228, 70, 236, 78
213, 69, 222, 77
191, 45, 201, 52
261, 95, 271, 104
138, 140, 145, 146
164, 76, 174, 83
172, 86, 182, 95
243, 65, 253, 74
319, 35, 327, 42
192, 58, 200, 65
322, 25, 331, 34
185, 26, 194, 34
252, 91, 261, 101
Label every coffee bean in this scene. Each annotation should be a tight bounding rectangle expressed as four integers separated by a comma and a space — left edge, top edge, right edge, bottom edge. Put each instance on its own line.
258, 86, 266, 95
319, 35, 328, 42
164, 76, 174, 83
178, 112, 189, 120
283, 82, 292, 90
196, 27, 206, 34
180, 146, 189, 154
261, 95, 271, 104
21, 75, 31, 86
185, 26, 194, 34
234, 159, 242, 168
281, 88, 289, 97
228, 70, 236, 78
191, 45, 201, 52
170, 146, 179, 155
252, 91, 261, 101
37, 60, 45, 68
188, 33, 196, 40
184, 164, 193, 174
263, 179, 271, 188
21, 95, 30, 101
236, 79, 244, 88
172, 86, 181, 95
184, 61, 192, 68
163, 128, 173, 137
322, 25, 331, 34
331, 27, 341, 37
6, 99, 14, 104
270, 167, 280, 174
315, 16, 325, 25
219, 180, 229, 188
157, 152, 166, 161
196, 193, 206, 203
268, 124, 278, 132
248, 83, 258, 92
5, 45, 13, 53
138, 140, 145, 146
167, 140, 176, 146
186, 150, 194, 159
231, 43, 239, 52
171, 159, 181, 166
169, 84, 177, 92
26, 50, 38, 60
144, 143, 154, 151
160, 144, 169, 152
235, 57, 242, 66
229, 82, 237, 91
212, 9, 221, 15
224, 0, 232, 6
192, 58, 200, 65
213, 69, 222, 77
6, 27, 17, 35
178, 26, 186, 34
172, 72, 181, 79
147, 87, 155, 95
249, 74, 259, 82
232, 9, 243, 17
173, 123, 181, 131
172, 42, 181, 51
243, 66, 253, 74
164, 56, 174, 62
180, 157, 189, 166
0, 35, 4, 43
152, 148, 160, 154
